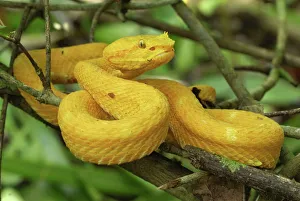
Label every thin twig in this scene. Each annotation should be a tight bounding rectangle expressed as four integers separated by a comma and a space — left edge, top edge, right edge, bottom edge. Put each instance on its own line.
214, 35, 300, 68
89, 0, 114, 42
9, 6, 33, 68
0, 89, 19, 96
159, 171, 208, 190
265, 108, 300, 117
0, 35, 47, 87
234, 64, 298, 86
0, 0, 181, 11
0, 94, 9, 200
0, 69, 60, 106
272, 0, 287, 68
253, 0, 287, 101
234, 65, 271, 74
252, 67, 280, 101
44, 0, 52, 90
1, 34, 60, 104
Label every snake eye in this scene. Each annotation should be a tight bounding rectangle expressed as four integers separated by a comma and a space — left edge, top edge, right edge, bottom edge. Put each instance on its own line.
138, 39, 146, 48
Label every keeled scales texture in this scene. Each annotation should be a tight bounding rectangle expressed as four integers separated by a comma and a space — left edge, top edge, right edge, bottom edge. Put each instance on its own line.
14, 43, 107, 125
13, 33, 283, 168
141, 79, 283, 168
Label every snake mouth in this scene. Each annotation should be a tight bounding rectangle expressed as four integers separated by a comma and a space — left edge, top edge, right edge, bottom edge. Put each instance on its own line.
156, 48, 174, 57
154, 48, 175, 62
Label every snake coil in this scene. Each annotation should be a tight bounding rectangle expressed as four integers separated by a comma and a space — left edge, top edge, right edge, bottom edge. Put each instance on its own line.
14, 33, 283, 168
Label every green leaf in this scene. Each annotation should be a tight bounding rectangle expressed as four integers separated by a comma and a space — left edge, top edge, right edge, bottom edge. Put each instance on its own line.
0, 26, 15, 37
2, 157, 155, 197
0, 46, 12, 66
2, 171, 22, 186
21, 182, 67, 201
2, 188, 24, 201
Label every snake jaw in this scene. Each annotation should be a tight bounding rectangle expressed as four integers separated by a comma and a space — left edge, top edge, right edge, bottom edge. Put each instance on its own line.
150, 48, 175, 66
155, 48, 175, 58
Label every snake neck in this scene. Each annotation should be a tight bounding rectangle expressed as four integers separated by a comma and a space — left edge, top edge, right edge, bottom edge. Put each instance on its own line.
81, 57, 169, 80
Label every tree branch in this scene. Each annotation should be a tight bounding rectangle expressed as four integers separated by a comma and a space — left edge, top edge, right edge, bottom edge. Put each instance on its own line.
282, 125, 300, 139
172, 2, 261, 112
9, 6, 32, 63
234, 65, 271, 74
0, 26, 61, 106
252, 68, 280, 101
252, 0, 287, 101
234, 65, 298, 87
0, 35, 48, 88
280, 154, 300, 179
159, 171, 208, 190
43, 0, 52, 90
0, 0, 181, 11
272, 0, 287, 68
89, 0, 114, 42
0, 94, 8, 200
0, 68, 60, 106
122, 152, 203, 201
122, 13, 300, 68
219, 0, 287, 109
160, 143, 300, 201
265, 108, 300, 117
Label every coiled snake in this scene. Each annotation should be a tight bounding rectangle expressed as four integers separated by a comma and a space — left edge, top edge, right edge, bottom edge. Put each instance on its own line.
13, 33, 283, 168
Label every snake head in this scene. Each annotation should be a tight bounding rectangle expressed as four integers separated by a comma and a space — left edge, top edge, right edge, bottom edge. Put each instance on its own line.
103, 32, 175, 71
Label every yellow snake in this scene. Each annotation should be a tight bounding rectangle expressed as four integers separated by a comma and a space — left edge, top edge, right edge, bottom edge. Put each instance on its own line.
13, 33, 284, 168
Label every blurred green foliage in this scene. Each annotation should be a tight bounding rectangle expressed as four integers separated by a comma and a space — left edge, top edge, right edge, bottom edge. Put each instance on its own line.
1, 0, 300, 200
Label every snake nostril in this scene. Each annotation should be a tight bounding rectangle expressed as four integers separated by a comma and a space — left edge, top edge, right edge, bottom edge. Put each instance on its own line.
149, 47, 155, 51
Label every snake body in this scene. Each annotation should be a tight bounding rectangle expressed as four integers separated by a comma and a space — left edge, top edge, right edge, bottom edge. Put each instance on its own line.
14, 33, 284, 168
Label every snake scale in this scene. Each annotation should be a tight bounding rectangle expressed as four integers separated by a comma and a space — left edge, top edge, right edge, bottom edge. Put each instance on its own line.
13, 33, 284, 168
